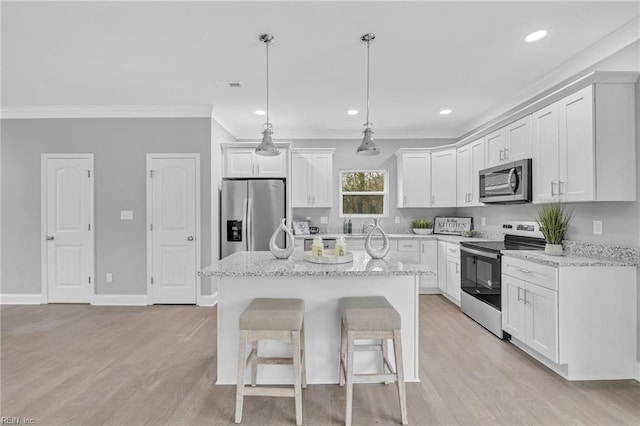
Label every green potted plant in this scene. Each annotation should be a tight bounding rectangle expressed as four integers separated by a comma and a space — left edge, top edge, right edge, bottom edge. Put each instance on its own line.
411, 218, 433, 235
536, 204, 573, 256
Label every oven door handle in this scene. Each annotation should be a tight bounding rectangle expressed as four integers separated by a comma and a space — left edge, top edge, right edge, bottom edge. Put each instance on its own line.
460, 246, 500, 259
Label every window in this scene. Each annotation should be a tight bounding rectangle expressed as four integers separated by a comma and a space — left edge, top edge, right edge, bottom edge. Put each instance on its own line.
339, 170, 388, 217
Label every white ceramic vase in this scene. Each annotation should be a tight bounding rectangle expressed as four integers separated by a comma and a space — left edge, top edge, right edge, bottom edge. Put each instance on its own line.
544, 243, 563, 256
365, 218, 390, 259
269, 218, 295, 259
412, 228, 433, 235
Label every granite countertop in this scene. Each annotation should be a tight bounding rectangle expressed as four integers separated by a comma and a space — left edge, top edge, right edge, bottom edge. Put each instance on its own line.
199, 251, 435, 277
293, 233, 493, 244
502, 250, 640, 267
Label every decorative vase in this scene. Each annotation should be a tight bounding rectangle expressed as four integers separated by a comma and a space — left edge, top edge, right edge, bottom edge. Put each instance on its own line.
365, 218, 390, 259
544, 243, 563, 256
269, 218, 295, 259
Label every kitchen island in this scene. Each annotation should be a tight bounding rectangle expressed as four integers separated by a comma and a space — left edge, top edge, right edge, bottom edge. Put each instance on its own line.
200, 251, 433, 385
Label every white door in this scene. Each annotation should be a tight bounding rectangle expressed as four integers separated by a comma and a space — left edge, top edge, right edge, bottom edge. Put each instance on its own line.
505, 115, 532, 163
437, 241, 447, 292
400, 153, 431, 207
502, 275, 525, 340
525, 283, 558, 362
256, 150, 287, 177
225, 148, 255, 177
431, 149, 457, 207
469, 138, 485, 205
148, 155, 199, 304
533, 103, 560, 203
485, 128, 505, 167
291, 152, 311, 207
419, 241, 438, 290
446, 258, 461, 301
456, 146, 471, 206
44, 155, 94, 303
310, 153, 333, 207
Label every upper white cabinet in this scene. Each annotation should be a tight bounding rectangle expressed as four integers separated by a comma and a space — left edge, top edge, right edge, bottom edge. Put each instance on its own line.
224, 147, 287, 178
533, 83, 636, 203
396, 151, 431, 208
291, 149, 334, 208
485, 115, 532, 168
431, 148, 457, 207
456, 138, 484, 206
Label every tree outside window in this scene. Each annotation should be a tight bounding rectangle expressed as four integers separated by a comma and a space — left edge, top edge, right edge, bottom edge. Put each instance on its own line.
340, 170, 388, 217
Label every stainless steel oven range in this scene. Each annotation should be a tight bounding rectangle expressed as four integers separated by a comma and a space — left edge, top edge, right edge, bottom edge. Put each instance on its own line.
459, 221, 545, 339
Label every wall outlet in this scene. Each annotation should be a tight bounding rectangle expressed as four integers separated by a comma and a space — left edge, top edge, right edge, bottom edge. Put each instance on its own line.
395, 216, 400, 224
120, 210, 133, 220
320, 216, 328, 224
106, 273, 113, 283
305, 216, 311, 221
481, 217, 486, 226
593, 220, 603, 235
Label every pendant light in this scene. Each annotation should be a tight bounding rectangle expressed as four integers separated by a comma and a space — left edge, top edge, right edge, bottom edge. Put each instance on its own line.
356, 33, 380, 156
255, 33, 280, 156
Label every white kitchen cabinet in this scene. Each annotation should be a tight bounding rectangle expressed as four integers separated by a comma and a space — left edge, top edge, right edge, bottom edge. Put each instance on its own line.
291, 149, 334, 208
431, 148, 457, 207
533, 83, 636, 203
224, 147, 287, 178
485, 115, 532, 169
419, 240, 438, 293
502, 255, 637, 380
437, 241, 447, 293
396, 151, 431, 208
456, 138, 484, 206
446, 258, 461, 302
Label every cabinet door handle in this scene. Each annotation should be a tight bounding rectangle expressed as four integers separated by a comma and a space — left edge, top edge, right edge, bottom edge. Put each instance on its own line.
517, 286, 522, 302
504, 147, 509, 160
403, 196, 406, 206
307, 195, 310, 206
550, 181, 556, 196
455, 263, 459, 273
431, 195, 435, 204
558, 180, 564, 195
312, 196, 315, 205
523, 289, 529, 304
517, 268, 532, 274
499, 149, 504, 161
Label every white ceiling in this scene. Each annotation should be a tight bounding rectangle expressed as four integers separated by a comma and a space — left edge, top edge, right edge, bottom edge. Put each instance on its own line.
2, 1, 639, 140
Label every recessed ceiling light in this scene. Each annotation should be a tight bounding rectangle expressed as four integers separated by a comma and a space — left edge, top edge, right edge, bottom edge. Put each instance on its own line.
440, 109, 452, 115
255, 110, 266, 116
525, 30, 548, 43
347, 109, 359, 115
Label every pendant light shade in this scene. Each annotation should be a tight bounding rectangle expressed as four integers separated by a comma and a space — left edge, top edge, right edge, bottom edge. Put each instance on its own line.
356, 33, 380, 156
255, 33, 280, 157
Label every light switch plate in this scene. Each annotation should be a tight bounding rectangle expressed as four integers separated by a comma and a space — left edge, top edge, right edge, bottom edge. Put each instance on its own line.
395, 216, 400, 224
320, 216, 328, 224
593, 220, 603, 235
305, 216, 311, 221
120, 210, 133, 220
106, 273, 113, 283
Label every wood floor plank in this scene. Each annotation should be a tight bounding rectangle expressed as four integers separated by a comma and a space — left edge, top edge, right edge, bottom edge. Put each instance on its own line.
2, 296, 639, 425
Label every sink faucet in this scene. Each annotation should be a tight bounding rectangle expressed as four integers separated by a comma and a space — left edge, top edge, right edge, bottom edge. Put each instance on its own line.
363, 221, 375, 234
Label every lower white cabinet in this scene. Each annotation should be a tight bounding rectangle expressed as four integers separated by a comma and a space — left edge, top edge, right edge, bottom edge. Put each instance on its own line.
435, 241, 460, 304
419, 240, 438, 293
437, 241, 447, 293
501, 256, 637, 380
446, 256, 461, 302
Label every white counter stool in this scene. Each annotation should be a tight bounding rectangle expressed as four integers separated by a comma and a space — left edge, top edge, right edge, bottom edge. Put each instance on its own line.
235, 298, 307, 425
339, 296, 407, 426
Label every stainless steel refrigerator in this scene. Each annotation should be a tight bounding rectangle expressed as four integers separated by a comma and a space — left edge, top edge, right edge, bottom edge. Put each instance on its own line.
220, 179, 286, 258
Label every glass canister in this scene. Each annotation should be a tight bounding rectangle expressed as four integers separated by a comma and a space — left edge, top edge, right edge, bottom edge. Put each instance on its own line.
334, 236, 347, 256
311, 236, 324, 256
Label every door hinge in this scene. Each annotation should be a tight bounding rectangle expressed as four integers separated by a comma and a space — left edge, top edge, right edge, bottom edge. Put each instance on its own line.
87, 170, 91, 178
150, 224, 153, 231
150, 277, 154, 285
88, 276, 91, 284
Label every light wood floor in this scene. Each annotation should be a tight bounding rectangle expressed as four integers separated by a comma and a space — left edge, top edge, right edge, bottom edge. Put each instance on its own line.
1, 295, 639, 425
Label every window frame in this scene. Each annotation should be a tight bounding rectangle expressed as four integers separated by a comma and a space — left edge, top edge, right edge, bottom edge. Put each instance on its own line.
338, 169, 389, 218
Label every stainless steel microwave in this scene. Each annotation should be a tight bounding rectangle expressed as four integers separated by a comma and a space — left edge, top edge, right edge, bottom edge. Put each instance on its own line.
479, 159, 532, 204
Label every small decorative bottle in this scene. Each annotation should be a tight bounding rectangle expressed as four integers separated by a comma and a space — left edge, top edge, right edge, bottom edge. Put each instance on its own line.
364, 218, 390, 259
269, 218, 295, 259
311, 236, 324, 256
334, 236, 347, 256
347, 218, 352, 234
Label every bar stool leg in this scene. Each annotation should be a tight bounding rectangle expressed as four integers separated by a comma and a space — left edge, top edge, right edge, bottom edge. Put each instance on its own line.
300, 322, 307, 389
292, 330, 303, 426
393, 329, 408, 425
345, 330, 355, 426
339, 320, 347, 386
235, 330, 248, 424
382, 338, 391, 385
251, 341, 258, 387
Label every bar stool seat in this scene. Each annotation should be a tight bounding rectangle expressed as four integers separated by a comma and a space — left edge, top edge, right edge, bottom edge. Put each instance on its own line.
235, 298, 306, 425
339, 296, 408, 426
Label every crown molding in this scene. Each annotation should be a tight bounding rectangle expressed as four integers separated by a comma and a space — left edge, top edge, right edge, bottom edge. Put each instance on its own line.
0, 105, 213, 119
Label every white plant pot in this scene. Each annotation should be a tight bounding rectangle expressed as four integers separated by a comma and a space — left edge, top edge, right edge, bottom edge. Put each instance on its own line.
544, 243, 563, 256
412, 228, 433, 235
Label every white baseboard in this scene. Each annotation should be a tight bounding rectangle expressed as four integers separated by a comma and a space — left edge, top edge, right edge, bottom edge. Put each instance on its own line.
91, 294, 148, 306
198, 292, 218, 307
636, 362, 640, 382
0, 294, 43, 304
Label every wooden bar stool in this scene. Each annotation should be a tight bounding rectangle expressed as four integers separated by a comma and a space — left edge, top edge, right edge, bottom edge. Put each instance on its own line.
235, 298, 307, 425
339, 296, 408, 426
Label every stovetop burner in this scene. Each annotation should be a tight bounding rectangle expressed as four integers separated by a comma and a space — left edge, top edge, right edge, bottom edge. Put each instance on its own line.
460, 220, 546, 254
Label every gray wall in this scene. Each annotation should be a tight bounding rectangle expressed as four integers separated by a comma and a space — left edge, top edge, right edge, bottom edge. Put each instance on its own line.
288, 138, 458, 232
1, 118, 211, 296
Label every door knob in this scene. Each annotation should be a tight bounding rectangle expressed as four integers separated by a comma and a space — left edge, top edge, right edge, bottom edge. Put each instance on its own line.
187, 236, 194, 241
46, 235, 54, 241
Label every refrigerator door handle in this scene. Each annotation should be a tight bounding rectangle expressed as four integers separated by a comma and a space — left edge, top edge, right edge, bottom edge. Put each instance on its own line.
242, 198, 249, 251
247, 198, 253, 251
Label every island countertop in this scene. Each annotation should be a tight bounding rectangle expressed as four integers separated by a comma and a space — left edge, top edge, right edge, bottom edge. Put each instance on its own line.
199, 251, 434, 277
